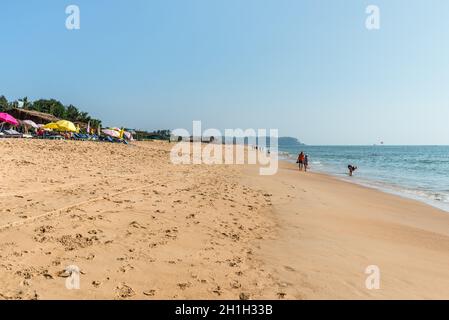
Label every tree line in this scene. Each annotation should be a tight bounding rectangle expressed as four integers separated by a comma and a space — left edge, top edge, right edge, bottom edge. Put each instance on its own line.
134, 129, 171, 140
0, 95, 102, 128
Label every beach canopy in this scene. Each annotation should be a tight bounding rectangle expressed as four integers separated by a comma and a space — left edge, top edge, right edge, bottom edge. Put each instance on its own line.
44, 120, 77, 132
102, 129, 120, 138
43, 122, 60, 130
23, 120, 38, 128
56, 120, 77, 132
0, 112, 19, 126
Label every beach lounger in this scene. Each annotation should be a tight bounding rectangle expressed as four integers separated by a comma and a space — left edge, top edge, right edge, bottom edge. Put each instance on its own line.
89, 134, 99, 141
48, 135, 64, 140
73, 133, 88, 140
1, 129, 23, 138
42, 132, 64, 140
99, 136, 114, 143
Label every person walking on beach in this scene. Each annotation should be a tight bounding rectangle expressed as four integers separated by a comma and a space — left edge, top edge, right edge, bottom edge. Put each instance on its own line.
348, 164, 357, 176
297, 152, 305, 171
304, 154, 309, 172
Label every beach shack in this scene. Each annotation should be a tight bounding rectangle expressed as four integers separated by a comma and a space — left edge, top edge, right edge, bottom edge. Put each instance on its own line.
9, 108, 60, 124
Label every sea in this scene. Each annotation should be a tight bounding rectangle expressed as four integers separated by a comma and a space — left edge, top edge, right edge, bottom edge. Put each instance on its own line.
276, 142, 449, 212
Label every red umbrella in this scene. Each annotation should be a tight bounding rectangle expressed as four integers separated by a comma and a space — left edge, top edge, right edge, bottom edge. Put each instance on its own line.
0, 112, 19, 126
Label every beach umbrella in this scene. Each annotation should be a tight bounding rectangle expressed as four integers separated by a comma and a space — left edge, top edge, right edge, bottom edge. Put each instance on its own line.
0, 112, 19, 126
124, 131, 133, 140
23, 120, 38, 129
102, 129, 120, 138
43, 122, 60, 130
56, 120, 77, 132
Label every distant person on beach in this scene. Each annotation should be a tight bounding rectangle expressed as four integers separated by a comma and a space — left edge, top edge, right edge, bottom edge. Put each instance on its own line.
297, 152, 305, 171
304, 154, 309, 172
348, 165, 357, 176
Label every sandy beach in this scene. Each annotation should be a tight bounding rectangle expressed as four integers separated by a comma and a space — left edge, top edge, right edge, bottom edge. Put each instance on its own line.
0, 139, 275, 300
2, 139, 449, 299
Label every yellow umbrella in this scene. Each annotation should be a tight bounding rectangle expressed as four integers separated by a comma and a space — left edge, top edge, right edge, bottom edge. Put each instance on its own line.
56, 120, 77, 132
43, 122, 60, 130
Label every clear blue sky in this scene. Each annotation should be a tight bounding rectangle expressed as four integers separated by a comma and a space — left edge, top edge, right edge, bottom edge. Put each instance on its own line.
1, 0, 449, 145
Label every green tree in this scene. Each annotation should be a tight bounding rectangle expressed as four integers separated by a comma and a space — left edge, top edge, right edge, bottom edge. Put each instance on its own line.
65, 105, 80, 121
77, 111, 89, 122
50, 103, 66, 118
0, 95, 8, 112
19, 97, 31, 109
9, 101, 19, 109
31, 99, 51, 113
32, 99, 65, 117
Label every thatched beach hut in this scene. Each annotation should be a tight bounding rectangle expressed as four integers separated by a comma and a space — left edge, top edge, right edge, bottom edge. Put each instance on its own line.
9, 108, 60, 124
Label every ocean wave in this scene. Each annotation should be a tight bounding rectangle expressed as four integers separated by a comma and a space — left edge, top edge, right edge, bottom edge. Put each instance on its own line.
345, 178, 449, 212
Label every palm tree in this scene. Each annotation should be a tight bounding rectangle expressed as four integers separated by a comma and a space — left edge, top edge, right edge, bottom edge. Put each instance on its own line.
20, 97, 30, 109
0, 95, 8, 112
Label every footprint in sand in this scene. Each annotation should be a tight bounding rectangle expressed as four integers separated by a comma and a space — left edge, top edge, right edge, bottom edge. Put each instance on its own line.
52, 260, 61, 266
129, 221, 146, 229
116, 283, 135, 299
118, 264, 134, 273
230, 280, 241, 289
33, 225, 54, 243
85, 253, 95, 260
239, 292, 250, 300
284, 265, 296, 272
143, 290, 156, 297
277, 292, 287, 299
212, 286, 222, 296
177, 282, 191, 290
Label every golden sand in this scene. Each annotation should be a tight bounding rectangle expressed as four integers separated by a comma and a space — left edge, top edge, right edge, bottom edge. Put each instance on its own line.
1, 139, 449, 299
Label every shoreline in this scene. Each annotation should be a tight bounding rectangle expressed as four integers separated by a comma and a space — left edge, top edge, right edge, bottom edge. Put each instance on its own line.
278, 159, 449, 217
278, 155, 449, 214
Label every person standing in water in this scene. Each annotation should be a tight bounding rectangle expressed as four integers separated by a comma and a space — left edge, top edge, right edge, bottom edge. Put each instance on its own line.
348, 165, 357, 176
304, 154, 309, 172
297, 152, 305, 171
